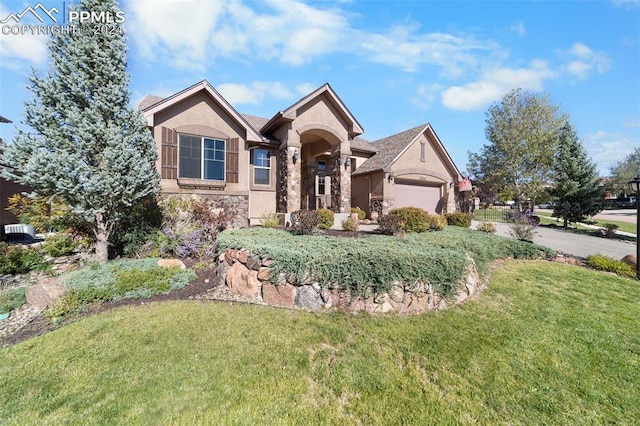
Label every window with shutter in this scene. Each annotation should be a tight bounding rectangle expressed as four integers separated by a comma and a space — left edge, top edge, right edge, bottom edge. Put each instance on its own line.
161, 127, 178, 179
226, 137, 239, 183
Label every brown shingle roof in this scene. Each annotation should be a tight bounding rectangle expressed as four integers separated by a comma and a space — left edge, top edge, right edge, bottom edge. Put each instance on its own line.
240, 114, 270, 134
350, 136, 377, 153
139, 95, 165, 110
352, 124, 426, 176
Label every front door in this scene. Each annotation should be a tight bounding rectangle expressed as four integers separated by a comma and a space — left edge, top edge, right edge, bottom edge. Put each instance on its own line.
315, 160, 331, 209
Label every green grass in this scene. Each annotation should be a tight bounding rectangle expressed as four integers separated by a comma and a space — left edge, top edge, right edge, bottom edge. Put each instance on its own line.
535, 211, 637, 234
1, 260, 638, 424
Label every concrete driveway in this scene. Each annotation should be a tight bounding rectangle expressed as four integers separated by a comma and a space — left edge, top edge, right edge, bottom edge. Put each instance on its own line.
472, 220, 635, 259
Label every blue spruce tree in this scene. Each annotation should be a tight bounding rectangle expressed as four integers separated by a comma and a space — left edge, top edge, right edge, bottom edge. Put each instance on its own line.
552, 122, 602, 228
1, 0, 159, 263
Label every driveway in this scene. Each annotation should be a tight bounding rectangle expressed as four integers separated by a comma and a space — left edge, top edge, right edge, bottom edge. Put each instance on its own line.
472, 220, 635, 259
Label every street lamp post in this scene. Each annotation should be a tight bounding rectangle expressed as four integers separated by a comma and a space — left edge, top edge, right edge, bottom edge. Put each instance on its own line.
628, 174, 640, 279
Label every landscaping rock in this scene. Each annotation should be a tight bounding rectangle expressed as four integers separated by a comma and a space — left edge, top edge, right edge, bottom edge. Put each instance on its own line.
262, 283, 295, 306
246, 255, 262, 271
257, 267, 271, 281
389, 283, 404, 303
157, 258, 186, 269
622, 254, 637, 269
295, 284, 324, 309
26, 279, 68, 309
226, 262, 261, 299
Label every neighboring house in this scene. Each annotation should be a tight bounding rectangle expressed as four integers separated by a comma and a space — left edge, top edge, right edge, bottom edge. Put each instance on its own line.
140, 80, 464, 224
0, 115, 31, 233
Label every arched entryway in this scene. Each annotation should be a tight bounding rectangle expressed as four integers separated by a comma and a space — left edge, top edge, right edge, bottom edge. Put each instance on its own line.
299, 127, 342, 211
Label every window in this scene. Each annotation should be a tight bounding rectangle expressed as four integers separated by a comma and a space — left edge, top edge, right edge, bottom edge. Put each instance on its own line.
317, 160, 327, 195
179, 135, 225, 180
253, 149, 271, 185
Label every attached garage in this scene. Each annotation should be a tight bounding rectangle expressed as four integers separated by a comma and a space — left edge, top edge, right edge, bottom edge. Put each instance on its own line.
393, 181, 443, 214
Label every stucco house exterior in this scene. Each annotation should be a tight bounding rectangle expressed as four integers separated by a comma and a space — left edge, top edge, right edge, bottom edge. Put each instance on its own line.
140, 80, 464, 224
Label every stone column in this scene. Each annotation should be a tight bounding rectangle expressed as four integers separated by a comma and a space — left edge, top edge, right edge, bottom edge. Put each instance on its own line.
330, 147, 351, 213
286, 145, 302, 212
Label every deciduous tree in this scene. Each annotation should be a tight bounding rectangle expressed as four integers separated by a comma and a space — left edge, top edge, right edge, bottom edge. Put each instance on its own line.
1, 0, 159, 263
468, 88, 566, 207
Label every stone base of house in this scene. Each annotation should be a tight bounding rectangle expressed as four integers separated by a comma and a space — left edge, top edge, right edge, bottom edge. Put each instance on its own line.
215, 248, 484, 314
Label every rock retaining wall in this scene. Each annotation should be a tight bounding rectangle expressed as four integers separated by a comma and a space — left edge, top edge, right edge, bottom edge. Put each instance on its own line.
216, 248, 484, 314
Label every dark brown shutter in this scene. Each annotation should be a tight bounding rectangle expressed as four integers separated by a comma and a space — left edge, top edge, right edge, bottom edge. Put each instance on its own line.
226, 137, 239, 183
161, 127, 178, 179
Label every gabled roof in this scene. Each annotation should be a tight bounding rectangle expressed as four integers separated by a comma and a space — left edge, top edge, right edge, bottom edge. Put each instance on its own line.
350, 136, 377, 154
141, 80, 263, 143
352, 123, 462, 179
0, 115, 12, 123
261, 83, 364, 138
139, 95, 164, 110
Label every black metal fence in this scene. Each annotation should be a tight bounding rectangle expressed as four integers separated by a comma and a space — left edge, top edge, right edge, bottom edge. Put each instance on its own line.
473, 205, 514, 223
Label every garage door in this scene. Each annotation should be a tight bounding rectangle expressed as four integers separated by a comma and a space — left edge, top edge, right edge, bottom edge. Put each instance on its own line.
394, 183, 442, 213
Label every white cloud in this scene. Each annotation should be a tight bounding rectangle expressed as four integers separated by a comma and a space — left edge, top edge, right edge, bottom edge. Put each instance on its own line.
0, 4, 48, 69
217, 81, 299, 105
410, 83, 443, 110
510, 21, 526, 36
441, 60, 556, 111
560, 42, 611, 80
584, 130, 640, 174
123, 0, 500, 77
125, 0, 224, 68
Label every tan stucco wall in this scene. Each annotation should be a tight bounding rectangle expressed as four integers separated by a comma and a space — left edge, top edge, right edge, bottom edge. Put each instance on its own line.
152, 91, 250, 194
249, 191, 277, 219
386, 132, 458, 211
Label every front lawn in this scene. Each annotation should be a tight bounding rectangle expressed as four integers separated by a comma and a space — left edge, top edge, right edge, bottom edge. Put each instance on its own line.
0, 260, 638, 424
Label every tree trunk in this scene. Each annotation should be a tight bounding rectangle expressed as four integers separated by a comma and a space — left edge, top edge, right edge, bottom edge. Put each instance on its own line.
94, 213, 111, 264
563, 218, 568, 228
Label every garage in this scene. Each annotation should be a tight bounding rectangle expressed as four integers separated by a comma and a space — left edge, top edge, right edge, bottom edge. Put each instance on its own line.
394, 182, 442, 213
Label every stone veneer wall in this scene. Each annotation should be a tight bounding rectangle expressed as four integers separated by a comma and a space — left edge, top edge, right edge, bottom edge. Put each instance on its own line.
216, 248, 484, 314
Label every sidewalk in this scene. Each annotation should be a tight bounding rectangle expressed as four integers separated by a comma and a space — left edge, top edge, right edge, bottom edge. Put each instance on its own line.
472, 220, 635, 259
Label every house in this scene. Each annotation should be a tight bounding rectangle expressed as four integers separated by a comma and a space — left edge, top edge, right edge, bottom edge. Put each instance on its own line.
140, 80, 464, 224
0, 115, 31, 235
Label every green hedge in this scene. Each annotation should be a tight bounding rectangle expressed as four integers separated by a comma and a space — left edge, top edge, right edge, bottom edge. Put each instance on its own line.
586, 254, 636, 279
217, 227, 554, 297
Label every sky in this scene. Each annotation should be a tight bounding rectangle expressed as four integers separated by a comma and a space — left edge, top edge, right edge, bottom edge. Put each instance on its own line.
0, 0, 639, 176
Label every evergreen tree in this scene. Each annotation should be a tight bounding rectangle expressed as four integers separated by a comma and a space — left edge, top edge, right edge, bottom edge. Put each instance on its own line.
1, 0, 159, 263
552, 122, 602, 227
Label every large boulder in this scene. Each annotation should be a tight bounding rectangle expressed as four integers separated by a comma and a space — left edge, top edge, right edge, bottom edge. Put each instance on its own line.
622, 254, 637, 269
26, 279, 68, 309
262, 283, 295, 306
226, 262, 261, 299
295, 283, 324, 309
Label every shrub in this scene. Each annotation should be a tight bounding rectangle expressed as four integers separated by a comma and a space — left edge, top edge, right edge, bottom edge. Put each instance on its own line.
445, 213, 472, 228
217, 227, 554, 298
602, 223, 619, 238
290, 210, 319, 235
138, 195, 240, 259
389, 207, 430, 233
377, 214, 404, 235
351, 207, 366, 221
48, 258, 196, 317
5, 193, 76, 233
428, 214, 448, 231
110, 196, 163, 257
0, 285, 26, 314
476, 222, 497, 234
261, 212, 281, 228
42, 234, 78, 258
508, 213, 537, 241
586, 254, 636, 279
0, 243, 50, 275
341, 216, 359, 232
317, 208, 335, 230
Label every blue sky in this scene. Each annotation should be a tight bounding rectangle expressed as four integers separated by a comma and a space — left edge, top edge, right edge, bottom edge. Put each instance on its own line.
1, 0, 639, 176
